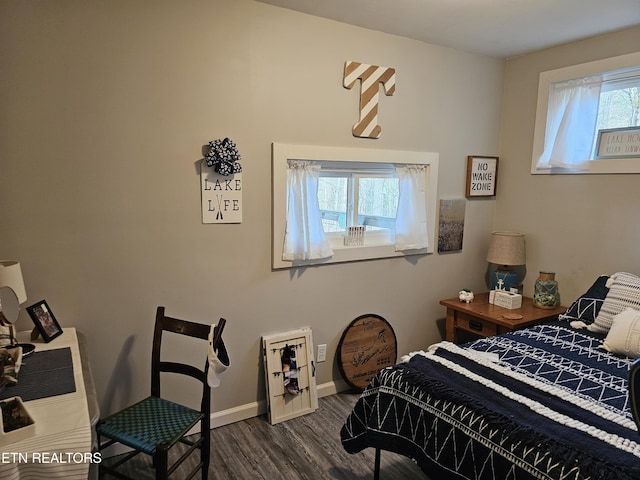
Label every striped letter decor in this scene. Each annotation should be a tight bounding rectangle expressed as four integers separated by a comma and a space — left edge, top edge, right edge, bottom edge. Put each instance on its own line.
343, 61, 396, 139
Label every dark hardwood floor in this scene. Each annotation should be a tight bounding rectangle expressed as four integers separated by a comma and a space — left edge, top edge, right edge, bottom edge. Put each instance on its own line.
102, 392, 428, 479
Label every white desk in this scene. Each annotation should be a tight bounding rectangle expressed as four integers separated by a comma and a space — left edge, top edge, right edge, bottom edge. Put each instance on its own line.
0, 328, 95, 479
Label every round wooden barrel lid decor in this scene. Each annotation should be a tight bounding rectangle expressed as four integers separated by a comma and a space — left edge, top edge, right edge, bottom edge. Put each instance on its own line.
337, 314, 397, 392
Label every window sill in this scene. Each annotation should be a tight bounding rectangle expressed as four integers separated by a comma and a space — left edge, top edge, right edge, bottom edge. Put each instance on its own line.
277, 243, 429, 269
532, 156, 640, 175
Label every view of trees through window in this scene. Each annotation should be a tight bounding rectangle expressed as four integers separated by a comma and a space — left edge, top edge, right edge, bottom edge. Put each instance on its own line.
318, 176, 347, 232
597, 84, 640, 131
318, 174, 399, 234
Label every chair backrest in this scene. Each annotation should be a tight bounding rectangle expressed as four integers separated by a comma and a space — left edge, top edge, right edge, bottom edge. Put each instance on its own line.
151, 306, 224, 416
629, 357, 640, 431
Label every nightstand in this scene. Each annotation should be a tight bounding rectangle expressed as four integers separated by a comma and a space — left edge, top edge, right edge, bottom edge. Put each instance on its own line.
440, 292, 566, 343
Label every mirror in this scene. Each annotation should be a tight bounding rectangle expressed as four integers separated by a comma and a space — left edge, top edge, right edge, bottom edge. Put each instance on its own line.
0, 287, 20, 324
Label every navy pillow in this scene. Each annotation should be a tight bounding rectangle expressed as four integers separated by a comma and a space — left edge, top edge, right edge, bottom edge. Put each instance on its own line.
559, 275, 610, 325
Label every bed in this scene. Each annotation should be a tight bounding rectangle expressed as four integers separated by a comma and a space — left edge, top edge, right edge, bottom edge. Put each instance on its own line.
341, 273, 640, 480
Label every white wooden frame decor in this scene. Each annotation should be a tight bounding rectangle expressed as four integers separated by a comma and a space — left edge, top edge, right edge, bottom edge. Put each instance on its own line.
262, 328, 318, 425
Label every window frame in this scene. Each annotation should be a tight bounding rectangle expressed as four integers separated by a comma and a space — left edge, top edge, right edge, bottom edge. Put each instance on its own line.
531, 51, 640, 175
272, 143, 439, 269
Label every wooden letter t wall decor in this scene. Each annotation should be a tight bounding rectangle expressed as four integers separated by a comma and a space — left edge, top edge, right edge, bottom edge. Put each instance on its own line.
343, 61, 396, 139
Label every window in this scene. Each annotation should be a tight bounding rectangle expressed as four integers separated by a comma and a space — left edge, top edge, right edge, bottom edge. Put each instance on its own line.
272, 143, 439, 269
317, 165, 399, 245
531, 51, 640, 174
597, 75, 640, 131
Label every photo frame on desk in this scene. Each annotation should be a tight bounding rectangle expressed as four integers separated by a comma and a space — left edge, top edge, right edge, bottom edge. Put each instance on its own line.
26, 300, 63, 343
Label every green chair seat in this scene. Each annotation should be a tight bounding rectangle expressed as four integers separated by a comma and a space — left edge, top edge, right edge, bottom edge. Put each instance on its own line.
97, 396, 203, 455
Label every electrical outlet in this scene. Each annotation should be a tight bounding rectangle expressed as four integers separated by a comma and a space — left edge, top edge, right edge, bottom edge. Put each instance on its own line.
317, 344, 327, 362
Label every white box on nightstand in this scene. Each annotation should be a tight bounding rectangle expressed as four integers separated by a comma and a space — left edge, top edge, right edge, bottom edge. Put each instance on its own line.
493, 291, 522, 309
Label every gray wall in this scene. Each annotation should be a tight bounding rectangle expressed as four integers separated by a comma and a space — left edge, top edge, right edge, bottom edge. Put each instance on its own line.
1, 0, 504, 420
498, 26, 640, 304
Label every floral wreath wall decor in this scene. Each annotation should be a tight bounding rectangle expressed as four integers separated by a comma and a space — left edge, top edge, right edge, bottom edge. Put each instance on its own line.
201, 137, 243, 224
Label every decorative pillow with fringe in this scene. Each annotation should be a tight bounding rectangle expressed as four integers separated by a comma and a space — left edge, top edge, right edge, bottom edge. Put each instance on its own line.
560, 275, 609, 328
588, 272, 640, 335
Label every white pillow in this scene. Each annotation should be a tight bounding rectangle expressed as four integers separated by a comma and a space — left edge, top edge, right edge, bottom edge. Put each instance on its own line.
601, 307, 640, 358
589, 272, 640, 334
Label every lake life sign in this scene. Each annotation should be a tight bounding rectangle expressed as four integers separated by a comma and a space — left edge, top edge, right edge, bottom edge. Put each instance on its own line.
466, 156, 499, 198
201, 161, 242, 223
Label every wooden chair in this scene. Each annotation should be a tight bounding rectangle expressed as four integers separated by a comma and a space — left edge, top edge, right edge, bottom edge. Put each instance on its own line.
97, 306, 226, 480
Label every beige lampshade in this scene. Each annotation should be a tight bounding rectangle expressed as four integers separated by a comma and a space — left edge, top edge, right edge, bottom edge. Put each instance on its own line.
0, 261, 27, 304
486, 232, 526, 266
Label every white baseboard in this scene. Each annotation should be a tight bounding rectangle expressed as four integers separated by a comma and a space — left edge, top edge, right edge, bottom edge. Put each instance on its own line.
211, 378, 349, 428
317, 378, 350, 398
212, 399, 266, 428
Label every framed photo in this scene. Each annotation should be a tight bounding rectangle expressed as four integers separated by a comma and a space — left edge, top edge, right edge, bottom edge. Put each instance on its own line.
595, 127, 640, 159
26, 300, 63, 342
465, 155, 498, 198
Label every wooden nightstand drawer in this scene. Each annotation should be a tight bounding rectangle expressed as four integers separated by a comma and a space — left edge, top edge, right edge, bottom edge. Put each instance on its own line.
456, 312, 497, 337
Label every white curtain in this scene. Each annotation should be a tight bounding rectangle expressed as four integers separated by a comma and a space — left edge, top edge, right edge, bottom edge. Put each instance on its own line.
395, 165, 428, 251
282, 160, 333, 262
537, 76, 602, 170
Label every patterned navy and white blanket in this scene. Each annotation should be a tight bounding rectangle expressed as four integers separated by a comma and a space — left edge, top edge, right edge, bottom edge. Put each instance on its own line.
341, 322, 640, 480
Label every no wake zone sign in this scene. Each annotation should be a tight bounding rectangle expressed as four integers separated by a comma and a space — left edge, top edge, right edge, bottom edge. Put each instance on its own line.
466, 156, 498, 198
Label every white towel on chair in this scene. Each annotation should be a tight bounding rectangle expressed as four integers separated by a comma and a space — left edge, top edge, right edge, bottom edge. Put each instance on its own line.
207, 324, 230, 388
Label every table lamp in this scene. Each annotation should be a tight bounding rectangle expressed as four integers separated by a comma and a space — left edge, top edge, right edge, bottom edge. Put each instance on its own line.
486, 232, 526, 291
0, 261, 34, 355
